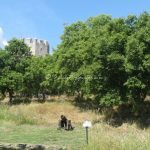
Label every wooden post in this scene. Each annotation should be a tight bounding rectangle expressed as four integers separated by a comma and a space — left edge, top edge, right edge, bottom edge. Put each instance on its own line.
86, 127, 88, 144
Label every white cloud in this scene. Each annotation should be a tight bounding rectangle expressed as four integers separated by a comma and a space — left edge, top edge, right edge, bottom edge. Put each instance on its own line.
0, 27, 8, 48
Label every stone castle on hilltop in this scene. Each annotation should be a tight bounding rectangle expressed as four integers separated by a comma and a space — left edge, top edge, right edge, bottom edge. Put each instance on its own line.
23, 38, 49, 56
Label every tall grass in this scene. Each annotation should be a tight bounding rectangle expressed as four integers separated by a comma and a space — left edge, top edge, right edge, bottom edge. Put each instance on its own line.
0, 105, 37, 125
0, 102, 101, 125
83, 123, 150, 150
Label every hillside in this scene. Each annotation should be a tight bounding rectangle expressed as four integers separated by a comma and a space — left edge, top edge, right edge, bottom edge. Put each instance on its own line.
0, 101, 149, 150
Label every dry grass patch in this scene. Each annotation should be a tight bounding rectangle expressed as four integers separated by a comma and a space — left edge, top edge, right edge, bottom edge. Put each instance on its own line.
8, 101, 101, 125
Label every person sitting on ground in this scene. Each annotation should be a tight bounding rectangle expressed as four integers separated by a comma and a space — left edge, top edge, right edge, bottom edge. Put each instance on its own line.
57, 115, 74, 130
65, 120, 74, 131
58, 115, 67, 129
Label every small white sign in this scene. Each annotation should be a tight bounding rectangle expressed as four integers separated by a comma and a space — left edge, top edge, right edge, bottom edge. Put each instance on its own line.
83, 120, 92, 128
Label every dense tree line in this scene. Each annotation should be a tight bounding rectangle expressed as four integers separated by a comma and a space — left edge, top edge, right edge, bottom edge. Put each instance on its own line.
0, 12, 150, 112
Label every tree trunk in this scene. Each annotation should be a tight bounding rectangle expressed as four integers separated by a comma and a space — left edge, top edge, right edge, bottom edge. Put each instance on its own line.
8, 90, 13, 104
42, 92, 45, 101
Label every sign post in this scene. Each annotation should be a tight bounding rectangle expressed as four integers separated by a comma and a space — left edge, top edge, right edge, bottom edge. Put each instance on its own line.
83, 120, 92, 144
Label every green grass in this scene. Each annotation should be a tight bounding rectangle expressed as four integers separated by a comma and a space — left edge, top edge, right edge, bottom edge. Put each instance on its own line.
0, 103, 149, 150
0, 122, 85, 150
0, 121, 149, 150
84, 124, 150, 150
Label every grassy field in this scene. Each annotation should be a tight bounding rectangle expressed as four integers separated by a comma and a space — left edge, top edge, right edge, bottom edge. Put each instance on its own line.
0, 102, 149, 150
0, 122, 85, 149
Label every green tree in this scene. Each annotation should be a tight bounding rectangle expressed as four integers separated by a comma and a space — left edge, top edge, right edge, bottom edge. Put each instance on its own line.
124, 12, 150, 110
23, 55, 53, 100
0, 39, 31, 103
53, 12, 150, 110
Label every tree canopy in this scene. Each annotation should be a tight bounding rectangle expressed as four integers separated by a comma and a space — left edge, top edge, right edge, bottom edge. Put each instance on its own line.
0, 13, 149, 111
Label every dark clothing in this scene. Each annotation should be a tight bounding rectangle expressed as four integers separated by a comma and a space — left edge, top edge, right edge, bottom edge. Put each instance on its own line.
58, 115, 74, 131
60, 116, 67, 128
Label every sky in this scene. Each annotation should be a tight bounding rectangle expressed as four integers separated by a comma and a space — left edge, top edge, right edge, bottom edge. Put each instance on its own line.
0, 0, 150, 51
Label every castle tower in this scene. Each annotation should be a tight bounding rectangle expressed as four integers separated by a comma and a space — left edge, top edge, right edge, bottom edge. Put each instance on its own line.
23, 38, 49, 56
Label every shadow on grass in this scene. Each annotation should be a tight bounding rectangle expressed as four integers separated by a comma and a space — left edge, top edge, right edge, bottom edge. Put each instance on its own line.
73, 96, 100, 112
10, 97, 47, 105
73, 96, 150, 129
103, 102, 150, 129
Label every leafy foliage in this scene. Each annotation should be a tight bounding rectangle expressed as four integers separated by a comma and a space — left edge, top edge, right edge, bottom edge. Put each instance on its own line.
0, 13, 149, 111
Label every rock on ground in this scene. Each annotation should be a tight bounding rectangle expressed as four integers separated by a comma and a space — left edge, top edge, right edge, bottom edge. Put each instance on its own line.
0, 143, 67, 150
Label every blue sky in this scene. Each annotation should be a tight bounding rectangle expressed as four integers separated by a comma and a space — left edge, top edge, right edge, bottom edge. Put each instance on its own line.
0, 0, 150, 51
